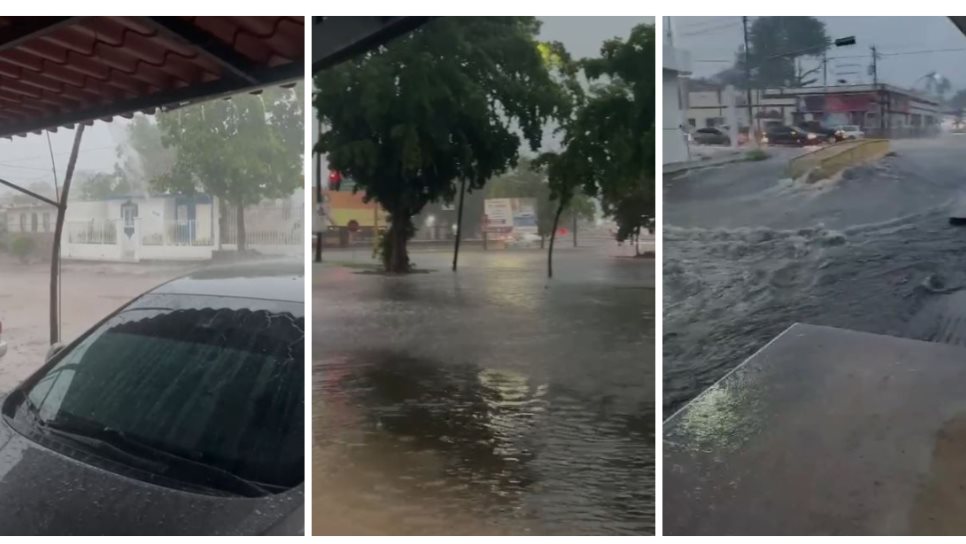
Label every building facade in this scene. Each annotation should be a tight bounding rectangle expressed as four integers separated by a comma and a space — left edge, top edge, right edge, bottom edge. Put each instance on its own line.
686, 83, 941, 137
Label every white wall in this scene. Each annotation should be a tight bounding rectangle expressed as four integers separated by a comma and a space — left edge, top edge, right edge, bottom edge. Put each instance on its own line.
663, 71, 689, 165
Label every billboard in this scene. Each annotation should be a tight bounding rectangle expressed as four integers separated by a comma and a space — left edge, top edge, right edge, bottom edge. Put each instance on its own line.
484, 198, 538, 241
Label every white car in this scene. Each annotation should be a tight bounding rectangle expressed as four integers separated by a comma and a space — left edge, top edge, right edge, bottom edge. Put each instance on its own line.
837, 125, 865, 140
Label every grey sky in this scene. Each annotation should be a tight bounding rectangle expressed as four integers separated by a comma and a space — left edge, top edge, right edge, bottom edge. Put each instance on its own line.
671, 16, 966, 90
540, 16, 654, 59
0, 121, 128, 198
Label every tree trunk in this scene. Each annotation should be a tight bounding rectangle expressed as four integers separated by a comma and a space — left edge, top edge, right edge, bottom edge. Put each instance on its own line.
634, 227, 641, 257
236, 201, 247, 252
452, 178, 466, 272
218, 198, 228, 251
540, 235, 545, 249
572, 213, 577, 247
547, 200, 565, 279
385, 211, 411, 274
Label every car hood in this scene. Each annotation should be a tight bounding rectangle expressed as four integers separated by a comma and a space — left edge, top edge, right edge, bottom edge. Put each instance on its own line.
0, 413, 303, 535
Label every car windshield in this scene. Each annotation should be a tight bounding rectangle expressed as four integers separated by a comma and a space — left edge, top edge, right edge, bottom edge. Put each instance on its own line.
17, 291, 304, 493
841, 125, 859, 131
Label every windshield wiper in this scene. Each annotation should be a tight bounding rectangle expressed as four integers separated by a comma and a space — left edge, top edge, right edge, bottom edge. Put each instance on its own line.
39, 419, 269, 497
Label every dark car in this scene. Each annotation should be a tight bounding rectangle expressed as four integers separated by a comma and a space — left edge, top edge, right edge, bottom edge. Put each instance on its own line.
691, 127, 731, 146
764, 125, 822, 146
0, 261, 304, 535
796, 121, 844, 143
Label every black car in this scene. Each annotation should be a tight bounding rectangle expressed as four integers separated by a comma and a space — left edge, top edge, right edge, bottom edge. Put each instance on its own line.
691, 127, 731, 146
796, 121, 844, 143
764, 125, 822, 146
0, 261, 304, 535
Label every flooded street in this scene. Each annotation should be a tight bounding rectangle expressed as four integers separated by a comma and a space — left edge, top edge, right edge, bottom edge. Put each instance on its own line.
0, 260, 193, 392
313, 246, 654, 535
664, 138, 966, 415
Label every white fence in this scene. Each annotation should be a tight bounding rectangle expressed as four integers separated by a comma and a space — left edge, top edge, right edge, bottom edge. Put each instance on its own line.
141, 220, 214, 247
66, 219, 118, 245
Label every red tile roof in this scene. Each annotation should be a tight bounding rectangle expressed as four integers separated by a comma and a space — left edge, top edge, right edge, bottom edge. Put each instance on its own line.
0, 16, 304, 138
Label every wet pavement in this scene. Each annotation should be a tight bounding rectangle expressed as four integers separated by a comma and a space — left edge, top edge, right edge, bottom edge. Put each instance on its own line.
313, 246, 654, 535
664, 137, 966, 415
665, 323, 966, 535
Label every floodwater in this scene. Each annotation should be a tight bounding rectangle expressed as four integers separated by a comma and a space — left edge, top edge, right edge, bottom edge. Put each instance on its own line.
313, 246, 654, 535
664, 139, 966, 415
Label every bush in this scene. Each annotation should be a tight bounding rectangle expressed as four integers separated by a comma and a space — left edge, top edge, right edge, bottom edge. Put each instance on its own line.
10, 235, 35, 263
745, 149, 770, 161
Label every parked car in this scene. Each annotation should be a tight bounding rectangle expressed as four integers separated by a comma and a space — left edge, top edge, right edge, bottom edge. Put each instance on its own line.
796, 121, 845, 143
0, 261, 304, 535
763, 125, 822, 146
836, 125, 865, 139
691, 127, 731, 146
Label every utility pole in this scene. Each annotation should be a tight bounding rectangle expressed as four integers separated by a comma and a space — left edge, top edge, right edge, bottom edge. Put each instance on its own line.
742, 16, 755, 143
314, 122, 323, 263
871, 45, 884, 134
823, 50, 828, 91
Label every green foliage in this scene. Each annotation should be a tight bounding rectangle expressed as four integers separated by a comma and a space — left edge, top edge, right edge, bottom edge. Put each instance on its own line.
10, 235, 35, 263
745, 149, 769, 161
538, 23, 655, 263
152, 85, 304, 250
121, 116, 176, 183
315, 17, 573, 272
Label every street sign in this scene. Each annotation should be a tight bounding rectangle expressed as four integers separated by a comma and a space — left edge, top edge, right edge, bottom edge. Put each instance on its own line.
347, 219, 360, 233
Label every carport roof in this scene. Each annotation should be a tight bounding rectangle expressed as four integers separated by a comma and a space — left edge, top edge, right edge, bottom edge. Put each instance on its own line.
0, 16, 304, 139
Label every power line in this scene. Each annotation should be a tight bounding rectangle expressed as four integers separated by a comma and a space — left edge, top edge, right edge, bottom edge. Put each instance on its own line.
682, 20, 740, 37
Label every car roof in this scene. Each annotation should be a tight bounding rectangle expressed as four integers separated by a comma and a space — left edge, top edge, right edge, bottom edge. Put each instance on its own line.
152, 259, 304, 303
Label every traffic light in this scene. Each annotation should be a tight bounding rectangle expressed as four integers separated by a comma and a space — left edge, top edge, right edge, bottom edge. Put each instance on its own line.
834, 36, 856, 47
328, 170, 342, 191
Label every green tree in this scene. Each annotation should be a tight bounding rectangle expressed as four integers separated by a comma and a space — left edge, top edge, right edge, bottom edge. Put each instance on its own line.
315, 17, 572, 273
152, 84, 303, 251
121, 116, 176, 183
539, 23, 655, 276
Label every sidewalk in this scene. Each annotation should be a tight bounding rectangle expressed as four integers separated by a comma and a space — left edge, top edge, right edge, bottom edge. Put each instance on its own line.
664, 149, 746, 175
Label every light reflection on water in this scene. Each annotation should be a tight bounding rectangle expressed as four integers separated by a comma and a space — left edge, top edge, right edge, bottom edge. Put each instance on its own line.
313, 250, 654, 535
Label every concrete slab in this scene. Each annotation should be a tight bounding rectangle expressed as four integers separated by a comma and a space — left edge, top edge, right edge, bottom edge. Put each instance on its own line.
664, 323, 966, 536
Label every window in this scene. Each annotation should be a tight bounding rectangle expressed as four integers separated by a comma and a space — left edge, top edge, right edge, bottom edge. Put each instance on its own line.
42, 213, 50, 233
687, 118, 696, 128
19, 213, 26, 232
17, 292, 305, 494
30, 213, 38, 232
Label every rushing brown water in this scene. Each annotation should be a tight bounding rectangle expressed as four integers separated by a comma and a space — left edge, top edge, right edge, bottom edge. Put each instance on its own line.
312, 248, 654, 535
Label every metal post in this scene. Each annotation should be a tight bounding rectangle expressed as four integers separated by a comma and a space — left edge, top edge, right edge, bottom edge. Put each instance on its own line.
314, 123, 323, 263
452, 177, 466, 272
50, 124, 85, 345
742, 16, 755, 144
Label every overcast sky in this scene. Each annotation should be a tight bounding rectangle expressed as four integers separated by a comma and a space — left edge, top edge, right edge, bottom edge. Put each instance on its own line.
670, 16, 966, 90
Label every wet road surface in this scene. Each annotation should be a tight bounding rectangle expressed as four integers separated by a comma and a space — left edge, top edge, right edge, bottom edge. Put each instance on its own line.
664, 137, 966, 415
313, 246, 654, 535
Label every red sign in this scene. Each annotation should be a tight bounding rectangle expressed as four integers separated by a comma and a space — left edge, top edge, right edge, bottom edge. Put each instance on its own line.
347, 219, 360, 233
824, 93, 876, 113
557, 227, 569, 236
